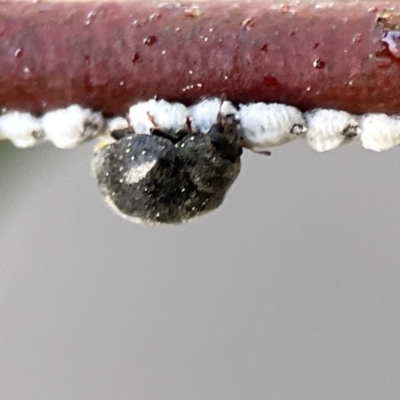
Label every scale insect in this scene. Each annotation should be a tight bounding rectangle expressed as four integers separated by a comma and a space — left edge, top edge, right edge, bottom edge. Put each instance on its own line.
93, 100, 243, 224
359, 113, 400, 152
304, 109, 360, 152
238, 102, 306, 152
0, 111, 43, 148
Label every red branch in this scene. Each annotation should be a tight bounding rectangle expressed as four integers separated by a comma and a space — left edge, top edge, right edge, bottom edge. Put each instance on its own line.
0, 0, 399, 115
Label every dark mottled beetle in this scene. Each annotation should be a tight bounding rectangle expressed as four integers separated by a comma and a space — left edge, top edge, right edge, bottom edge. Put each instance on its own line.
93, 111, 242, 224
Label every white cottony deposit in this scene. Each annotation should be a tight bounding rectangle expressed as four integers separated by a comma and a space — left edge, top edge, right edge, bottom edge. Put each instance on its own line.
238, 103, 306, 151
304, 109, 360, 152
189, 98, 237, 133
0, 112, 43, 148
94, 117, 131, 148
107, 116, 129, 133
42, 105, 105, 149
359, 114, 400, 152
1, 98, 400, 153
129, 100, 190, 134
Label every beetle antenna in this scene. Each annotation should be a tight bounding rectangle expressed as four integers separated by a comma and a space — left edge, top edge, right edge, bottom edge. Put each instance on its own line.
185, 116, 193, 134
146, 111, 159, 128
217, 95, 227, 125
124, 113, 135, 133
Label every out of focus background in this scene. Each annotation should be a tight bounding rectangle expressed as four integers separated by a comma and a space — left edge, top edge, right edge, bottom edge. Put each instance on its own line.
0, 139, 399, 400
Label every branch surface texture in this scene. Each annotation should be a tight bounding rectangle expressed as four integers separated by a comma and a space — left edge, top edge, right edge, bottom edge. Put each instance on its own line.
0, 0, 400, 115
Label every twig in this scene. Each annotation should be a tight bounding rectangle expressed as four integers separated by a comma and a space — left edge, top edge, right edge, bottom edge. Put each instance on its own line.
0, 0, 399, 115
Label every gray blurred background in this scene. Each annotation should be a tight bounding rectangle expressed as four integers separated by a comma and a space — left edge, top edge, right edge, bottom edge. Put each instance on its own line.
0, 139, 399, 400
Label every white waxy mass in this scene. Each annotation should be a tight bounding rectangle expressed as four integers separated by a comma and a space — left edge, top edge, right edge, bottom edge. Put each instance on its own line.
238, 102, 306, 151
304, 109, 360, 152
0, 99, 400, 153
128, 99, 190, 134
189, 98, 238, 133
0, 111, 43, 148
359, 113, 400, 152
106, 116, 129, 133
42, 105, 105, 149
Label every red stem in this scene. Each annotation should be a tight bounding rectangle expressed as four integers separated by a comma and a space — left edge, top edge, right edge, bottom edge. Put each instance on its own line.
0, 0, 399, 115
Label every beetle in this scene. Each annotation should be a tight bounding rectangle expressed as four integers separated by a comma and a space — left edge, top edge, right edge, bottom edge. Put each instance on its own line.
93, 104, 242, 224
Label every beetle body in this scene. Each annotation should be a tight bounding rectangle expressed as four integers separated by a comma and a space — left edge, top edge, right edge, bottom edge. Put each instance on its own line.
93, 110, 242, 224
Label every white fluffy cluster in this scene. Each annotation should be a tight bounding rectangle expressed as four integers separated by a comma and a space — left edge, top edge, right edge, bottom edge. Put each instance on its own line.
128, 99, 190, 134
42, 106, 105, 149
0, 105, 106, 149
0, 112, 43, 148
304, 109, 360, 152
127, 99, 400, 153
189, 98, 237, 133
2, 99, 400, 153
238, 103, 306, 151
359, 114, 400, 152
